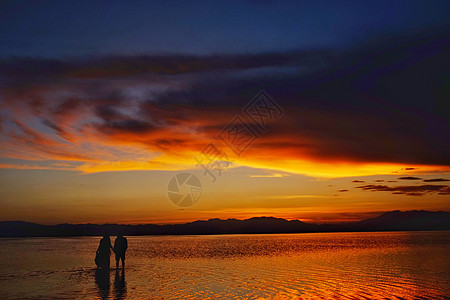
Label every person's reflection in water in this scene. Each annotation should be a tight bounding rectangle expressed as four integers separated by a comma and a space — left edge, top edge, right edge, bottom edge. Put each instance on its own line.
95, 268, 110, 300
113, 269, 127, 300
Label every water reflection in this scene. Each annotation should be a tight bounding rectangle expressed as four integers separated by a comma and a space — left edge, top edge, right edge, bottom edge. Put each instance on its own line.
95, 268, 127, 300
0, 232, 449, 299
114, 269, 127, 300
95, 268, 110, 300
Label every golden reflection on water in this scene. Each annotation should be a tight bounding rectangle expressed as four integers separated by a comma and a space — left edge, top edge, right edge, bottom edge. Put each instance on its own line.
0, 231, 449, 299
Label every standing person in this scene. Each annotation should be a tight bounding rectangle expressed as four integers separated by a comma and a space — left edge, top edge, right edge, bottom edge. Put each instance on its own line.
114, 233, 128, 269
95, 235, 114, 270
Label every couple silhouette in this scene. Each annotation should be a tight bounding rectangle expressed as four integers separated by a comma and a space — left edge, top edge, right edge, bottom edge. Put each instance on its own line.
95, 233, 128, 270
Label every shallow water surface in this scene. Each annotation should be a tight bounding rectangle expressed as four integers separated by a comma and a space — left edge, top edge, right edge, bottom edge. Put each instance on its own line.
0, 231, 449, 299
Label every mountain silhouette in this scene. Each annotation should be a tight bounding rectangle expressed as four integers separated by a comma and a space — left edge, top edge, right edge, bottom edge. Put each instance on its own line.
354, 210, 450, 231
0, 211, 449, 237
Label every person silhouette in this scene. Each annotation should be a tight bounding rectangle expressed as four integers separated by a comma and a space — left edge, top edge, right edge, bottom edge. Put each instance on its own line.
114, 233, 128, 269
95, 235, 114, 270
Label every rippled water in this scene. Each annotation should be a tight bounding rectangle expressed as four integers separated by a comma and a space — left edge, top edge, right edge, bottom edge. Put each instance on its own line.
0, 231, 449, 299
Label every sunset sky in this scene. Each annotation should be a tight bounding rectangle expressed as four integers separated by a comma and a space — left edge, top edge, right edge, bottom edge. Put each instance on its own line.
0, 0, 449, 224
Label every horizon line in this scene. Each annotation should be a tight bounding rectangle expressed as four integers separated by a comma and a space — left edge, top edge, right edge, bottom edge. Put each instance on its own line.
2, 209, 448, 227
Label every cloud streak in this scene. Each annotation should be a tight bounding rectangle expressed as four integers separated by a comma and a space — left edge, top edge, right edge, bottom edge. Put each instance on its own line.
356, 184, 450, 196
423, 178, 450, 182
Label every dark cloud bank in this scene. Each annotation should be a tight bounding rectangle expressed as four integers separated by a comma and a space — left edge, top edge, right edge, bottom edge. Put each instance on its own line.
1, 27, 449, 167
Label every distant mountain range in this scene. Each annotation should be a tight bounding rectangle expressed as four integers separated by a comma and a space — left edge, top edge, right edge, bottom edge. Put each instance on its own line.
1, 210, 449, 237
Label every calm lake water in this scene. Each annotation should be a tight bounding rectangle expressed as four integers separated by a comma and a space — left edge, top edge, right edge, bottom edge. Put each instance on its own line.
0, 231, 449, 299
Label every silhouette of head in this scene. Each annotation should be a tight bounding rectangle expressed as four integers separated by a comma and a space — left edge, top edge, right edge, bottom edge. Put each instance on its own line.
103, 234, 110, 241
